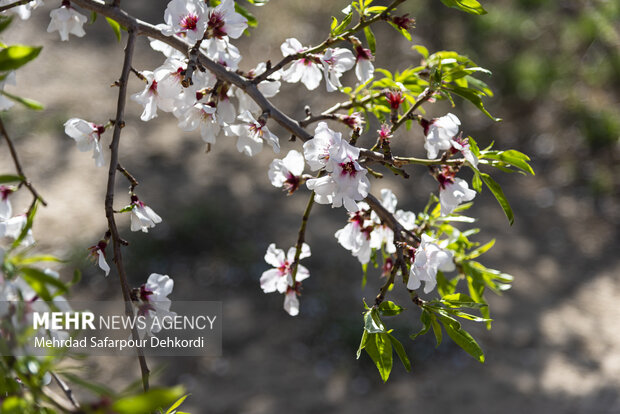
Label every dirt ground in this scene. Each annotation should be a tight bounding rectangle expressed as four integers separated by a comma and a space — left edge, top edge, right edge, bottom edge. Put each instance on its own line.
1, 1, 619, 413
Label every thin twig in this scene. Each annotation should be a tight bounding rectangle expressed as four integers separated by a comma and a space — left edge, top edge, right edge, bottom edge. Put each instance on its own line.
71, 0, 313, 142
117, 163, 139, 191
51, 372, 80, 410
359, 149, 464, 167
0, 0, 32, 13
290, 190, 316, 284
0, 117, 47, 206
103, 28, 150, 392
252, 0, 407, 84
391, 87, 434, 133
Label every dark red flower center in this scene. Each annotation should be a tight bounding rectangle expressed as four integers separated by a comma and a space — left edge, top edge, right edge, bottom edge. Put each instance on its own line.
339, 160, 358, 177
180, 14, 199, 31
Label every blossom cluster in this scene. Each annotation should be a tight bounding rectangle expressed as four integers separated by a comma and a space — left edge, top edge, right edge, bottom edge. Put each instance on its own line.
260, 243, 311, 316
0, 188, 72, 351
333, 188, 454, 294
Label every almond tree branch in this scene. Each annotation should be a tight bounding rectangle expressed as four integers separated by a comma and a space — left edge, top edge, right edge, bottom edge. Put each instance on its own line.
299, 92, 383, 127
252, 0, 408, 84
71, 0, 313, 142
0, 117, 47, 206
290, 189, 316, 284
103, 28, 150, 393
0, 0, 31, 13
50, 372, 80, 410
117, 163, 138, 191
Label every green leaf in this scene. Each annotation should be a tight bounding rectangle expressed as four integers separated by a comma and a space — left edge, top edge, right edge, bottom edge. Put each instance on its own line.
440, 0, 487, 15
430, 314, 443, 347
378, 301, 404, 316
356, 330, 369, 359
330, 16, 338, 31
480, 173, 514, 225
1, 396, 27, 413
388, 22, 412, 41
472, 170, 482, 192
165, 394, 189, 414
437, 314, 485, 362
443, 85, 500, 121
363, 309, 385, 333
332, 12, 352, 36
483, 150, 535, 175
0, 90, 44, 110
113, 387, 185, 414
366, 6, 387, 13
105, 17, 122, 42
387, 333, 411, 371
235, 3, 257, 27
0, 16, 13, 33
364, 26, 376, 54
11, 199, 37, 249
0, 174, 23, 184
466, 239, 495, 259
20, 267, 68, 299
364, 333, 393, 382
0, 45, 42, 71
410, 309, 432, 340
14, 255, 63, 265
413, 45, 429, 59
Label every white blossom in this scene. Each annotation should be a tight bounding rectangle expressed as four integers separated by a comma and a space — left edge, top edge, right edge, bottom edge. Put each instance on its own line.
320, 48, 355, 92
131, 71, 164, 122
439, 177, 476, 216
206, 0, 248, 39
451, 135, 479, 168
88, 241, 110, 277
130, 196, 162, 233
0, 186, 13, 220
302, 122, 343, 172
177, 102, 220, 143
407, 234, 455, 294
160, 0, 208, 43
135, 273, 175, 334
283, 289, 300, 316
229, 110, 279, 156
64, 118, 105, 167
0, 214, 34, 246
424, 113, 460, 159
354, 46, 374, 83
280, 38, 323, 91
260, 243, 310, 294
47, 4, 87, 41
268, 150, 305, 193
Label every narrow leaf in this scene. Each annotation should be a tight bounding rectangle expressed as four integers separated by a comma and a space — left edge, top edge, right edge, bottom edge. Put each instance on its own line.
0, 174, 23, 184
387, 333, 411, 371
480, 173, 514, 225
105, 17, 121, 42
0, 90, 44, 110
0, 45, 42, 71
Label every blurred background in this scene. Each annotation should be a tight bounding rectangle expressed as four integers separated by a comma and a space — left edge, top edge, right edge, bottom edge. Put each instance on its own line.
1, 0, 619, 412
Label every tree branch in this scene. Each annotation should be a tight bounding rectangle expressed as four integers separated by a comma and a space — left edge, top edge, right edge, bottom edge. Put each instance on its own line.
290, 190, 316, 284
50, 372, 80, 410
103, 28, 150, 393
0, 0, 32, 13
252, 0, 407, 84
0, 117, 47, 207
71, 0, 313, 142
